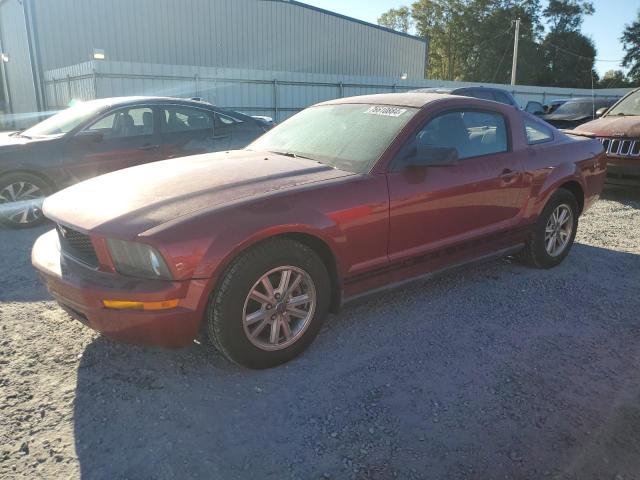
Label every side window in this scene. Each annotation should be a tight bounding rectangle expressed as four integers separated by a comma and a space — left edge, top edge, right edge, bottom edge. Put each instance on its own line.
162, 106, 213, 133
412, 110, 508, 161
86, 107, 154, 139
214, 112, 243, 127
524, 119, 554, 144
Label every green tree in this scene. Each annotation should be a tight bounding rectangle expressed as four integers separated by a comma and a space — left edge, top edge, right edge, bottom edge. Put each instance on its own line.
599, 70, 633, 88
458, 0, 544, 85
621, 11, 640, 83
543, 0, 594, 32
410, 0, 467, 80
538, 0, 596, 88
378, 0, 545, 82
376, 0, 597, 87
377, 6, 413, 33
539, 31, 597, 88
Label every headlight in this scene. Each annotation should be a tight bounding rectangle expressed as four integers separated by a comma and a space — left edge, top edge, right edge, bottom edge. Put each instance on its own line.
106, 238, 172, 280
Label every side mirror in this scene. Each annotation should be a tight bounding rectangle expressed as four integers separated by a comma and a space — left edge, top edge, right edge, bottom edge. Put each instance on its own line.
595, 107, 607, 118
74, 130, 103, 144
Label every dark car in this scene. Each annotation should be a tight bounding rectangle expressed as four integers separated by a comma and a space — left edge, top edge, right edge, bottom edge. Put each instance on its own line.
411, 86, 519, 107
0, 96, 270, 228
32, 92, 606, 368
545, 99, 569, 114
541, 97, 617, 129
574, 87, 640, 186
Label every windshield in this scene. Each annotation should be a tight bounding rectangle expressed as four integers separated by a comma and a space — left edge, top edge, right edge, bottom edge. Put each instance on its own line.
553, 101, 595, 116
23, 101, 104, 137
607, 90, 640, 116
248, 104, 418, 173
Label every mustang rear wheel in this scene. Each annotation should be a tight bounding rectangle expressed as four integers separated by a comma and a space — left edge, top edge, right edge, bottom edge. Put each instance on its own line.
0, 173, 50, 228
520, 188, 579, 269
206, 238, 330, 369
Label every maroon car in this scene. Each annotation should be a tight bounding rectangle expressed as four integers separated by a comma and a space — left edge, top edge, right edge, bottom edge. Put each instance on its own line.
574, 87, 640, 186
32, 93, 606, 368
0, 97, 270, 228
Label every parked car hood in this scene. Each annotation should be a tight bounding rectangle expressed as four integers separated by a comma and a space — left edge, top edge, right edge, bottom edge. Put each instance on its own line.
43, 150, 354, 236
542, 113, 591, 123
574, 115, 640, 138
0, 132, 56, 152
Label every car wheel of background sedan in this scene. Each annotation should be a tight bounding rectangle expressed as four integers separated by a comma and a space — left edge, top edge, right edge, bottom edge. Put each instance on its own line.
206, 238, 331, 369
519, 188, 579, 269
0, 173, 51, 229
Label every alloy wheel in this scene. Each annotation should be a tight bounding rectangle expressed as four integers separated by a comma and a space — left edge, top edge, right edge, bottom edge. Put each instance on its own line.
242, 266, 317, 351
544, 204, 573, 257
0, 181, 45, 225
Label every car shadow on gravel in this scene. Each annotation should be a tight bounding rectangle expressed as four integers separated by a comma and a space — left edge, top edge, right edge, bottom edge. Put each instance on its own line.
72, 243, 640, 480
0, 224, 51, 302
601, 185, 640, 206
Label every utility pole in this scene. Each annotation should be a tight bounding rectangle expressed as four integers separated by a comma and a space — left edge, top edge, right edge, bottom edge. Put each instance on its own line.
510, 18, 521, 85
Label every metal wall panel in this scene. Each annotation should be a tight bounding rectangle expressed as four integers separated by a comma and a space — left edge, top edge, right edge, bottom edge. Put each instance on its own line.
0, 0, 39, 120
31, 0, 427, 78
41, 61, 629, 124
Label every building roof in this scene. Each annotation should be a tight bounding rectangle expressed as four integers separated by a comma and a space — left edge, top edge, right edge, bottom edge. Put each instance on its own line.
268, 0, 427, 44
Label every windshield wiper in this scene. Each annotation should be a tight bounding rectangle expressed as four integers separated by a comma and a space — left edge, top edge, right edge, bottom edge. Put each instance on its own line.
9, 131, 31, 139
269, 150, 314, 161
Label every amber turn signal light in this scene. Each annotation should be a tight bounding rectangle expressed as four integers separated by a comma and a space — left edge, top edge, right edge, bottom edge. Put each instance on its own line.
102, 299, 180, 311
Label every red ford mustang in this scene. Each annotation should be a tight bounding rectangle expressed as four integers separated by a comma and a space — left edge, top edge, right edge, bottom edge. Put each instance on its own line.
32, 93, 606, 368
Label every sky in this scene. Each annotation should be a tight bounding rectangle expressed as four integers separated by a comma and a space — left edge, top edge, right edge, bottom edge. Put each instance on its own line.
304, 0, 639, 78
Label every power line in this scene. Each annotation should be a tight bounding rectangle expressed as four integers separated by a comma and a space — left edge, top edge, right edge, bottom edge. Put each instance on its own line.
492, 33, 514, 83
471, 24, 514, 50
547, 42, 623, 63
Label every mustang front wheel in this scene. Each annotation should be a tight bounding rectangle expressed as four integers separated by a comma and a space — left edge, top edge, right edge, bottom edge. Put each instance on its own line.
206, 238, 330, 368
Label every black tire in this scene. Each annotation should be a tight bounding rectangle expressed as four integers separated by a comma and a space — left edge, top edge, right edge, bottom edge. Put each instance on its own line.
0, 172, 51, 228
206, 238, 331, 369
519, 188, 579, 269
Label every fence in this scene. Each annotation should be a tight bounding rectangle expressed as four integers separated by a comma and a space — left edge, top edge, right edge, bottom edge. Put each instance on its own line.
28, 60, 635, 125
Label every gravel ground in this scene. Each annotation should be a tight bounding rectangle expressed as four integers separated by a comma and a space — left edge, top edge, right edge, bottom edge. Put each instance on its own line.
1, 186, 640, 480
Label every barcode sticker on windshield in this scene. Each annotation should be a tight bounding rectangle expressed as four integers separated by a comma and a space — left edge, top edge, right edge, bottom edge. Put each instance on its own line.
364, 106, 407, 117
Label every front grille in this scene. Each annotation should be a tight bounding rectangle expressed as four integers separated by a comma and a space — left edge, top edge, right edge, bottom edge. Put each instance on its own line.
598, 137, 640, 158
57, 224, 99, 267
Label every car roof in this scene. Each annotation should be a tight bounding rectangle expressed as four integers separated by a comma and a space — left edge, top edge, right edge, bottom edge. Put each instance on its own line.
72, 96, 257, 122
81, 96, 216, 109
412, 86, 512, 95
562, 97, 610, 104
411, 87, 455, 94
320, 92, 463, 108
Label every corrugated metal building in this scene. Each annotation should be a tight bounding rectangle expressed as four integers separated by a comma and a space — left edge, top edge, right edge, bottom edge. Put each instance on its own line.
0, 0, 428, 116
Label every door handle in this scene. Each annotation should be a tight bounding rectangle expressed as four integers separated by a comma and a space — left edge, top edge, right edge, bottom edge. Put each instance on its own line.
138, 144, 160, 151
499, 168, 519, 182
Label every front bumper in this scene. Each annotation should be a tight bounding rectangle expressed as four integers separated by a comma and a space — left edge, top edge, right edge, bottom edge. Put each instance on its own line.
606, 158, 640, 186
32, 229, 208, 348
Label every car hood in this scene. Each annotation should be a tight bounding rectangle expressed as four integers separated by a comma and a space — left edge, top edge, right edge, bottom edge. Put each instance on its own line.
542, 113, 591, 122
574, 115, 640, 138
43, 150, 354, 236
0, 132, 56, 152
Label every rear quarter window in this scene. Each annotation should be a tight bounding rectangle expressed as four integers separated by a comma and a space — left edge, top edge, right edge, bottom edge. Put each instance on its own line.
524, 119, 554, 145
